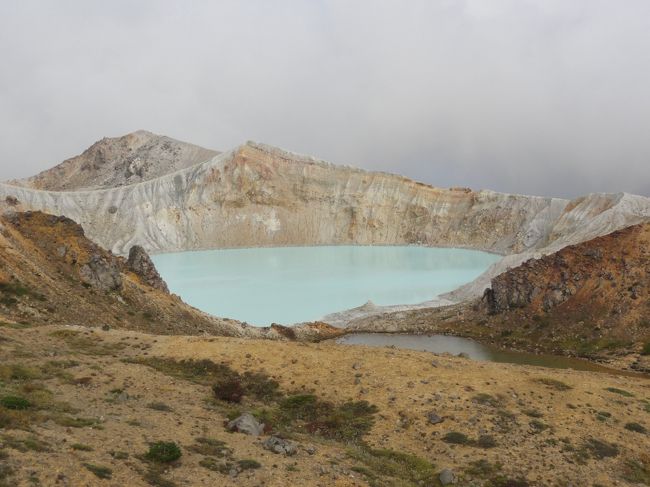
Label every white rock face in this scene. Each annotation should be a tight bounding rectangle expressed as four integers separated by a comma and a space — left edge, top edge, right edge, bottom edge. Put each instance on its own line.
1, 141, 649, 319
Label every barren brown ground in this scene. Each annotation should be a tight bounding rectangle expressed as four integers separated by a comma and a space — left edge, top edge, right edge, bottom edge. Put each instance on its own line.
1, 324, 649, 486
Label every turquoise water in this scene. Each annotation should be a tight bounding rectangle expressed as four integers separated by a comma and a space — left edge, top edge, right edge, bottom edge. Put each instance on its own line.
151, 246, 500, 326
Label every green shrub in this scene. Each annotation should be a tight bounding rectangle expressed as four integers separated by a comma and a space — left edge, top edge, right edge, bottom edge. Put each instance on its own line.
188, 438, 231, 458
522, 408, 543, 418
0, 396, 31, 410
529, 420, 549, 433
605, 387, 634, 397
72, 443, 93, 451
534, 378, 572, 391
477, 435, 497, 448
622, 457, 650, 484
83, 463, 112, 479
348, 446, 437, 485
237, 459, 261, 470
595, 411, 611, 422
212, 378, 245, 403
472, 393, 501, 407
624, 422, 647, 434
147, 402, 173, 412
442, 432, 470, 445
145, 442, 181, 463
583, 438, 619, 459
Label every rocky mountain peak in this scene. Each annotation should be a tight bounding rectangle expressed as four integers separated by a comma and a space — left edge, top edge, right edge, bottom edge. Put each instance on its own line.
7, 131, 219, 191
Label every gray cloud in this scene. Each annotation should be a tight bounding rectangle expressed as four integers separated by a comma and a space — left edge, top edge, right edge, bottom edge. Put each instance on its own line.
0, 0, 648, 197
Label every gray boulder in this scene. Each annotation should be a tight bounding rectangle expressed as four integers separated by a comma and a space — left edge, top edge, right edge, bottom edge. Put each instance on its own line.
226, 413, 264, 436
426, 411, 444, 425
263, 436, 297, 456
79, 254, 122, 291
127, 245, 169, 293
439, 468, 455, 485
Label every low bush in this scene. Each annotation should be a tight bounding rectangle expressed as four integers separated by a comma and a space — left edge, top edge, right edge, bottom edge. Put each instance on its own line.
442, 431, 470, 445
348, 445, 437, 486
145, 442, 182, 463
534, 378, 572, 391
83, 463, 112, 479
0, 396, 31, 410
605, 387, 634, 397
624, 422, 647, 434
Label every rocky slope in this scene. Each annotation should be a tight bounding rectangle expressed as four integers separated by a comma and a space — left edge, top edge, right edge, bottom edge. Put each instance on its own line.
1, 324, 650, 486
348, 223, 650, 371
0, 211, 336, 340
1, 139, 649, 304
9, 130, 218, 191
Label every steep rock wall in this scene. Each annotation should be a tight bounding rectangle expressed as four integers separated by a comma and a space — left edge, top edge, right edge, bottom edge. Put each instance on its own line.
1, 142, 649, 303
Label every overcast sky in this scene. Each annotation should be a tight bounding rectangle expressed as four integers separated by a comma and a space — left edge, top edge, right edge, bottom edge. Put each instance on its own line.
0, 1, 648, 198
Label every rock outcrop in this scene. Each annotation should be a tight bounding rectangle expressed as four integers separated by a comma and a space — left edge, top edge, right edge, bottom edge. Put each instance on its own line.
127, 245, 169, 293
348, 223, 650, 365
481, 222, 650, 329
79, 253, 123, 292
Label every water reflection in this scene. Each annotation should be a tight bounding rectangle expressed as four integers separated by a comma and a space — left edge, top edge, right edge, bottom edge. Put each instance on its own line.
336, 333, 645, 376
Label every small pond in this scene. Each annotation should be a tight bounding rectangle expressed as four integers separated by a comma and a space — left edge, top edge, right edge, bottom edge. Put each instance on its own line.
337, 333, 644, 376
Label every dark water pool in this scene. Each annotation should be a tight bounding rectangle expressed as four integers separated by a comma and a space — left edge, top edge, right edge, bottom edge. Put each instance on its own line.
336, 333, 645, 377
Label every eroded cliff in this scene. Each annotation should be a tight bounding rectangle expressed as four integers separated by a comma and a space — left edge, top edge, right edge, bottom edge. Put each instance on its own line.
1, 139, 649, 307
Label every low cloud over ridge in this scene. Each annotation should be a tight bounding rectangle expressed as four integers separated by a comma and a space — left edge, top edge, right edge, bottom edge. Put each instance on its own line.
0, 0, 648, 198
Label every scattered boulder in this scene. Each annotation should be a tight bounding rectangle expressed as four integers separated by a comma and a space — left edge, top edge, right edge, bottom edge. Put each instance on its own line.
439, 468, 455, 485
426, 411, 444, 425
263, 436, 297, 456
127, 245, 169, 293
226, 413, 264, 436
79, 254, 122, 292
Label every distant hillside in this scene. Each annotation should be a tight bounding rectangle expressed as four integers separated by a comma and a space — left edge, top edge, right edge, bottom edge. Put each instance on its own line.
9, 130, 219, 191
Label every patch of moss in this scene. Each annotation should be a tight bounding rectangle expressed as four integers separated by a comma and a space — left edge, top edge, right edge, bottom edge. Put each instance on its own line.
83, 463, 112, 479
348, 445, 437, 487
595, 411, 611, 422
522, 408, 543, 418
605, 387, 634, 397
442, 431, 471, 445
52, 415, 100, 428
0, 395, 31, 410
472, 393, 502, 407
1, 434, 50, 452
477, 435, 498, 448
188, 437, 231, 458
49, 330, 124, 356
529, 419, 549, 433
622, 457, 650, 484
71, 443, 93, 451
147, 402, 173, 412
534, 378, 572, 391
465, 459, 502, 476
145, 442, 182, 463
624, 422, 647, 434
237, 459, 261, 470
582, 438, 619, 459
487, 477, 530, 487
